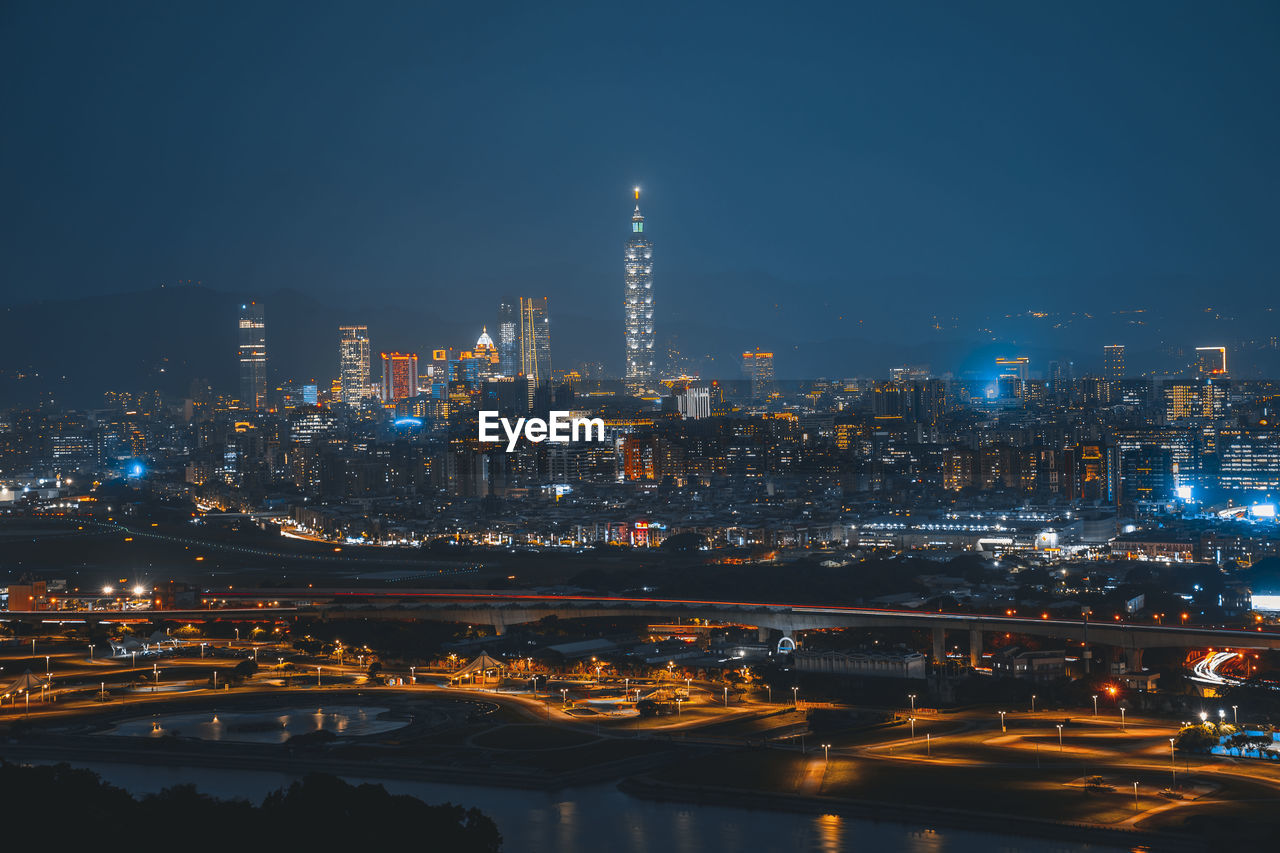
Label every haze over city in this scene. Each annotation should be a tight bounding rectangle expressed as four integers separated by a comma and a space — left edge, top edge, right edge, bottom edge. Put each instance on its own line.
3, 4, 1280, 851
3, 1, 1279, 393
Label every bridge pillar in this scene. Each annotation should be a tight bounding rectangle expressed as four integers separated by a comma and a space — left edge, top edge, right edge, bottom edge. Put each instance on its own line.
969, 628, 983, 669
758, 626, 772, 643
1124, 647, 1143, 673
932, 627, 945, 665
491, 613, 507, 637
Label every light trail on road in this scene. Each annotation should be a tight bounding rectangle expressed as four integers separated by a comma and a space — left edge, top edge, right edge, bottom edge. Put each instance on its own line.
1189, 651, 1242, 686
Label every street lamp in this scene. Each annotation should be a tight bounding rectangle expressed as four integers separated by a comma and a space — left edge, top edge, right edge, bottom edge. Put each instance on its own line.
926, 732, 931, 756
89, 644, 95, 661
723, 686, 729, 707
908, 693, 916, 712
316, 666, 322, 687
766, 684, 772, 704
1031, 694, 1036, 713
792, 686, 799, 707
998, 710, 1006, 733
909, 717, 916, 739
1056, 723, 1064, 751
410, 666, 416, 684
1120, 707, 1126, 731
1169, 737, 1177, 784
1232, 705, 1238, 726
822, 743, 831, 762
561, 688, 568, 705
1092, 694, 1098, 716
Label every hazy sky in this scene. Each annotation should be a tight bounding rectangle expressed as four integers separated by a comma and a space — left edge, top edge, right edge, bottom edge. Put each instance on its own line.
3, 1, 1277, 374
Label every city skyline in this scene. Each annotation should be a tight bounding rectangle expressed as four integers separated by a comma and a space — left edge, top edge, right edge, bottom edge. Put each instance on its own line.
5, 5, 1280, 848
3, 3, 1278, 379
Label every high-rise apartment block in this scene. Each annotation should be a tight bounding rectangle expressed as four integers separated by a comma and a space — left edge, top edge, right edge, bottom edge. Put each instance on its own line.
237, 302, 267, 410
338, 325, 371, 403
1103, 345, 1125, 382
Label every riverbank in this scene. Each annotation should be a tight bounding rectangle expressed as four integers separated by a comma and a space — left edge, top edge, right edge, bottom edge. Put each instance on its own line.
618, 774, 1206, 853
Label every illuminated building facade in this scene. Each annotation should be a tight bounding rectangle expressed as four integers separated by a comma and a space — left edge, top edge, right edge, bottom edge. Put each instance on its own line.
742, 350, 776, 399
459, 328, 500, 387
338, 325, 371, 403
677, 385, 711, 419
380, 352, 419, 403
1196, 346, 1227, 377
1120, 445, 1174, 503
518, 297, 551, 385
237, 302, 268, 410
1220, 433, 1280, 490
995, 356, 1030, 400
497, 301, 518, 376
624, 188, 655, 391
1103, 345, 1125, 382
1163, 380, 1225, 420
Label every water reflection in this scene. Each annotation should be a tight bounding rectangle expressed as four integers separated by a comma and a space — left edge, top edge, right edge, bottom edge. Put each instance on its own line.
107, 706, 405, 743
53, 761, 1124, 853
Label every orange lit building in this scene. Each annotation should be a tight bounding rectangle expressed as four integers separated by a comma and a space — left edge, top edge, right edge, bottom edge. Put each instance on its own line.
6, 579, 48, 611
380, 352, 419, 404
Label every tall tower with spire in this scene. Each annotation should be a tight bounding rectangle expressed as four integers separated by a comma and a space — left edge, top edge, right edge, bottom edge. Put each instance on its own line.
624, 187, 655, 391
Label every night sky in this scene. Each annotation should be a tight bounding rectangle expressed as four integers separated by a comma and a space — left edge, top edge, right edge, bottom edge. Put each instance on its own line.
3, 2, 1278, 379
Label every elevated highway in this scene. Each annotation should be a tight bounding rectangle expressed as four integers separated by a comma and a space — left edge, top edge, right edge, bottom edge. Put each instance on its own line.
0, 607, 298, 625
216, 588, 1280, 669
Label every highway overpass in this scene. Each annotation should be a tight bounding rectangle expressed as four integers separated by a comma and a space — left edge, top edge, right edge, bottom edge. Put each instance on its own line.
214, 588, 1280, 670
0, 607, 298, 625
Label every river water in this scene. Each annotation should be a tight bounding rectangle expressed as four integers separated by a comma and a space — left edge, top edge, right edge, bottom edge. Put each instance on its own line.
53, 760, 1121, 853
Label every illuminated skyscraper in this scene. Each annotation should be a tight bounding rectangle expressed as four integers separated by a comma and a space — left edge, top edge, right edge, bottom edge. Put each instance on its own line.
380, 352, 419, 403
338, 325, 371, 403
237, 302, 267, 410
1103, 345, 1125, 382
742, 350, 775, 399
1195, 346, 1227, 377
624, 188, 655, 391
497, 301, 518, 376
519, 297, 551, 384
